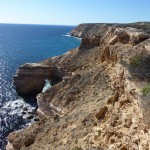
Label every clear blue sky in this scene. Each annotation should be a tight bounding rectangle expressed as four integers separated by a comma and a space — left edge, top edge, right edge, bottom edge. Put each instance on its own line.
0, 0, 149, 25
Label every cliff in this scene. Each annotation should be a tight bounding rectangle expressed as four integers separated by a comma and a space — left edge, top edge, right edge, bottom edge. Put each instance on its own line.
13, 63, 67, 96
70, 22, 150, 38
7, 23, 150, 150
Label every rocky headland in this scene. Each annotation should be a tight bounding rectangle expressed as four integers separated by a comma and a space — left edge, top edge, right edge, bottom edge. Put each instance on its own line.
13, 63, 67, 96
7, 22, 150, 150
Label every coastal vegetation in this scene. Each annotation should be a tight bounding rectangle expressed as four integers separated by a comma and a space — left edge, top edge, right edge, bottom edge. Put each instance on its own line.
129, 55, 143, 67
142, 83, 150, 96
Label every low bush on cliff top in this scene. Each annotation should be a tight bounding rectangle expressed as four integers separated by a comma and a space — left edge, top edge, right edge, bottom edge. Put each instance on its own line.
128, 55, 150, 80
142, 84, 150, 96
116, 22, 150, 34
129, 55, 143, 67
72, 146, 83, 150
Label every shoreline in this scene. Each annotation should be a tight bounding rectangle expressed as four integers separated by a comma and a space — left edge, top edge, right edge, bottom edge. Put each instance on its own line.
0, 25, 81, 150
6, 22, 150, 150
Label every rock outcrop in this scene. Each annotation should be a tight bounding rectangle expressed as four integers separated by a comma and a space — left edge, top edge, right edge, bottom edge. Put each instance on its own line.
70, 22, 150, 38
14, 63, 66, 96
109, 27, 150, 45
72, 23, 150, 49
70, 23, 112, 38
7, 23, 150, 150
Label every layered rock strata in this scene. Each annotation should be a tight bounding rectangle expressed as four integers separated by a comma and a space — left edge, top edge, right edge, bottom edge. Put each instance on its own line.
7, 23, 150, 150
14, 63, 66, 96
70, 22, 150, 38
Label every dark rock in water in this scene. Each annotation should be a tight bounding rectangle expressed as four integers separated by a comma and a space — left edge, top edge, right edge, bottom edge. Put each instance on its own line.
3, 99, 37, 117
23, 106, 28, 111
34, 117, 39, 122
23, 114, 34, 120
27, 115, 34, 120
28, 109, 35, 114
21, 111, 26, 115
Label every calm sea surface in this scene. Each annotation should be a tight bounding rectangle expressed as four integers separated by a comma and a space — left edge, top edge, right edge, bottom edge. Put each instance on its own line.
0, 24, 80, 149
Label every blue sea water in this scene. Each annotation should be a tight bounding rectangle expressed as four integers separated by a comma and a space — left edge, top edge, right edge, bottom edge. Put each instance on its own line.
0, 24, 80, 149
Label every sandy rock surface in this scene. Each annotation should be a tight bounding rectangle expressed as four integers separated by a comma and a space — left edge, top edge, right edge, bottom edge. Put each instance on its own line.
7, 23, 150, 150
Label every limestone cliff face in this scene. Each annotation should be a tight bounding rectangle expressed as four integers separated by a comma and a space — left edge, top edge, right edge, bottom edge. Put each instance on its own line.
70, 22, 150, 38
14, 63, 67, 96
7, 23, 150, 150
70, 23, 112, 38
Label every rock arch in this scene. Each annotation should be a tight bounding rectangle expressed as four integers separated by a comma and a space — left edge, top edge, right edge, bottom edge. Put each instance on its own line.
13, 63, 66, 97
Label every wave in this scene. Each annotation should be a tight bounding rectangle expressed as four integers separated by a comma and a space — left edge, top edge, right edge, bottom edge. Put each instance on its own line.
62, 33, 71, 37
0, 98, 37, 149
62, 33, 82, 41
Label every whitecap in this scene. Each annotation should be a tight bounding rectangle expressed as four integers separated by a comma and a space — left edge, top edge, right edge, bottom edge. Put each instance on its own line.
42, 79, 52, 93
62, 32, 71, 37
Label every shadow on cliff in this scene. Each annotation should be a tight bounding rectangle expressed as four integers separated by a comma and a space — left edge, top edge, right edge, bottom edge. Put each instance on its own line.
121, 54, 150, 126
121, 54, 150, 81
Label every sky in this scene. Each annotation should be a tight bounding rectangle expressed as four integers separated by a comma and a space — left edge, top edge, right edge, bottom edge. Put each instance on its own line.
0, 0, 149, 25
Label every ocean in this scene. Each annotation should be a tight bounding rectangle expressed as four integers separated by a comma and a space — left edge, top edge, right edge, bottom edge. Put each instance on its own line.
0, 24, 80, 149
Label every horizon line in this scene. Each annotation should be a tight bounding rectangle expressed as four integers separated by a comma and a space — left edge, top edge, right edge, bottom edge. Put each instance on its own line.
0, 21, 150, 26
0, 22, 78, 26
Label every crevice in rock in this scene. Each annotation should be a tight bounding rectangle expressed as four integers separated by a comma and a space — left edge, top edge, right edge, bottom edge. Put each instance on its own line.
95, 106, 108, 120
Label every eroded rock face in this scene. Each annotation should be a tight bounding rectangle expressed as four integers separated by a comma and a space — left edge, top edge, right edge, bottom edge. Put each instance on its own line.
7, 24, 150, 150
14, 63, 66, 96
109, 27, 150, 45
70, 22, 150, 38
70, 23, 112, 38
79, 36, 101, 49
36, 93, 63, 119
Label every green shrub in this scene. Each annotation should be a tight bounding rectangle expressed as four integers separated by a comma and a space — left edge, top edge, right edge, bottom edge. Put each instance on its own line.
142, 84, 150, 96
129, 55, 142, 67
72, 146, 83, 150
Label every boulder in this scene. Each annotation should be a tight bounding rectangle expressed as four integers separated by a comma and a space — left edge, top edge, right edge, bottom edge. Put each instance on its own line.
115, 29, 130, 44
108, 27, 150, 45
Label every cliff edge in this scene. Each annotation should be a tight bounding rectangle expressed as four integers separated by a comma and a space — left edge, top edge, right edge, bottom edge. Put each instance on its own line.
7, 23, 150, 150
